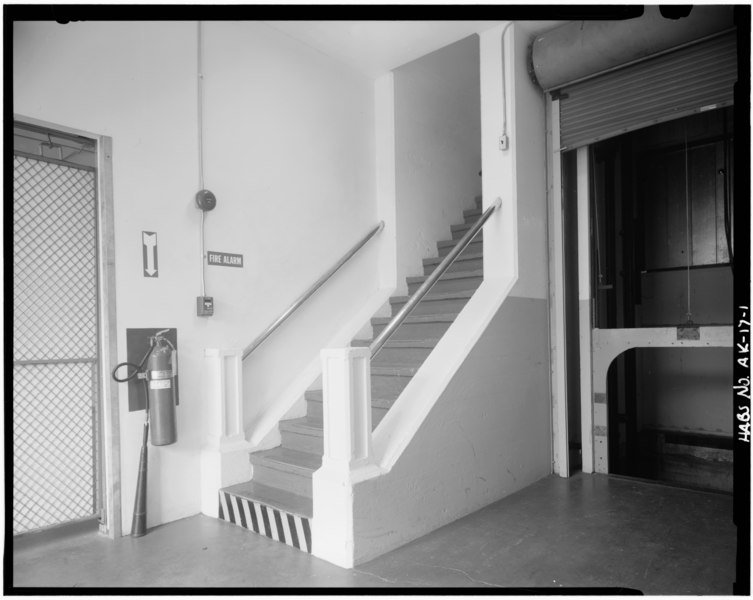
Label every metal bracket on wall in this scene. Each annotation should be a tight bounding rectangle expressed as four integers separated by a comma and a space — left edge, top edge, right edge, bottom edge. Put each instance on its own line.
677, 325, 701, 340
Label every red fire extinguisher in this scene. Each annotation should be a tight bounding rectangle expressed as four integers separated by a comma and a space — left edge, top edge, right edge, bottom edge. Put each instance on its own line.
146, 335, 177, 446
111, 328, 178, 536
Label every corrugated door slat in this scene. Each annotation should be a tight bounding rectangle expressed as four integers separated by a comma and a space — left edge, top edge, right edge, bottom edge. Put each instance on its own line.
559, 32, 737, 150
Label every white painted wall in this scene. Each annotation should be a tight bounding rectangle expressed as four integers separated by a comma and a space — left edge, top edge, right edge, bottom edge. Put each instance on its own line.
349, 23, 552, 564
375, 73, 398, 292
508, 21, 549, 300
393, 35, 482, 295
14, 20, 380, 533
353, 295, 551, 564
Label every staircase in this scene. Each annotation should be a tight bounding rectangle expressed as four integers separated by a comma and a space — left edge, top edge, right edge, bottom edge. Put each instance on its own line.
218, 197, 484, 553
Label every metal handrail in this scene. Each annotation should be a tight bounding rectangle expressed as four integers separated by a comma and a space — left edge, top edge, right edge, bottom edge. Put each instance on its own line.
370, 198, 501, 359
243, 220, 385, 360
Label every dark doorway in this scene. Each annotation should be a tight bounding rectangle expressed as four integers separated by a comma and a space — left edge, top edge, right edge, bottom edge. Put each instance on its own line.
590, 108, 734, 492
561, 149, 582, 473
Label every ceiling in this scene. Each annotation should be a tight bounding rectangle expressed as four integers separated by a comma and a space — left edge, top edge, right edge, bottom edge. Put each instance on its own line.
265, 20, 564, 78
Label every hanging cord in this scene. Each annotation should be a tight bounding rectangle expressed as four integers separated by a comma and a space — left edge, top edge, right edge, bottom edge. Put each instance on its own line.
683, 127, 693, 324
590, 150, 605, 289
721, 113, 734, 272
197, 21, 207, 297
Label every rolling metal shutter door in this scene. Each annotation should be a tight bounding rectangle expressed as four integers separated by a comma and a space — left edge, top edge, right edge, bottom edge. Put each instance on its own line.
559, 31, 737, 150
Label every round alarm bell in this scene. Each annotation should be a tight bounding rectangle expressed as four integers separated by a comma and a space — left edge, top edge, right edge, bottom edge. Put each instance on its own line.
195, 189, 217, 211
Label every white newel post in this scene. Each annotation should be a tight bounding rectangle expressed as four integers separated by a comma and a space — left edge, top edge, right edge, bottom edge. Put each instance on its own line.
200, 348, 252, 518
312, 347, 382, 568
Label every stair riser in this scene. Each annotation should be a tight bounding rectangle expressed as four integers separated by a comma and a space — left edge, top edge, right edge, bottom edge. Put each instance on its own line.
424, 257, 482, 276
372, 374, 411, 398
407, 276, 482, 295
251, 464, 312, 498
305, 398, 324, 420
451, 227, 483, 241
372, 346, 433, 365
390, 297, 470, 316
372, 320, 452, 340
281, 430, 322, 454
431, 254, 484, 273
219, 492, 312, 554
306, 399, 387, 425
438, 240, 483, 258
282, 411, 393, 453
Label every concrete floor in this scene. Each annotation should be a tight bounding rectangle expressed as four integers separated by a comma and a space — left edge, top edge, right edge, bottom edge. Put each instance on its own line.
10, 473, 738, 593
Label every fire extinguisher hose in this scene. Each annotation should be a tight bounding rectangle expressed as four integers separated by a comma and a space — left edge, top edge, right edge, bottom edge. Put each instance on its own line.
111, 343, 155, 434
111, 342, 156, 384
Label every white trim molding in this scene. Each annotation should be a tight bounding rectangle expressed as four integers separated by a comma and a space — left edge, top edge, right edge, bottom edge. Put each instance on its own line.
312, 347, 383, 569
200, 348, 252, 518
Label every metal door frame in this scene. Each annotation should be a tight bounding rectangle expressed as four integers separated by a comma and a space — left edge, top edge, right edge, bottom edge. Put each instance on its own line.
547, 98, 595, 477
14, 114, 121, 538
546, 96, 569, 477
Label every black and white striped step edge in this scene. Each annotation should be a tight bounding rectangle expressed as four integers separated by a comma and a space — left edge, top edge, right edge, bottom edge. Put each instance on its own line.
218, 490, 312, 554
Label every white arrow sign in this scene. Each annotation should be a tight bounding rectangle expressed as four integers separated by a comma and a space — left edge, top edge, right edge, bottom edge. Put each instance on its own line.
142, 231, 158, 277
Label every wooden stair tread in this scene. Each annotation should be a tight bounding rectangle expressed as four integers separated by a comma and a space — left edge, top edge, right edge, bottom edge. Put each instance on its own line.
371, 364, 420, 377
451, 222, 483, 233
279, 416, 323, 436
250, 447, 321, 472
390, 289, 475, 304
371, 396, 398, 410
371, 338, 441, 348
437, 238, 482, 250
350, 338, 441, 349
305, 388, 402, 405
423, 252, 482, 267
304, 389, 322, 401
372, 353, 430, 369
222, 480, 312, 517
371, 313, 459, 325
406, 270, 483, 285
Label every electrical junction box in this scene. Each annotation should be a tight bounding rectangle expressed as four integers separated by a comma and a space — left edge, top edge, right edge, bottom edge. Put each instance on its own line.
197, 296, 214, 316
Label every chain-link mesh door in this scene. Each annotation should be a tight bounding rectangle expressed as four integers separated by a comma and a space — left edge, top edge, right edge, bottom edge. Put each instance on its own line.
13, 153, 100, 535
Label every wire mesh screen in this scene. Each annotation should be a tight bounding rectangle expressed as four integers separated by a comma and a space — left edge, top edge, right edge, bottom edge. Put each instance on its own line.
13, 154, 100, 535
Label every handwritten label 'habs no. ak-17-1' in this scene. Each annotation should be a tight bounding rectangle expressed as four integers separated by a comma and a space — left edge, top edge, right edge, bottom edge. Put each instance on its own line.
207, 251, 243, 268
735, 305, 751, 443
